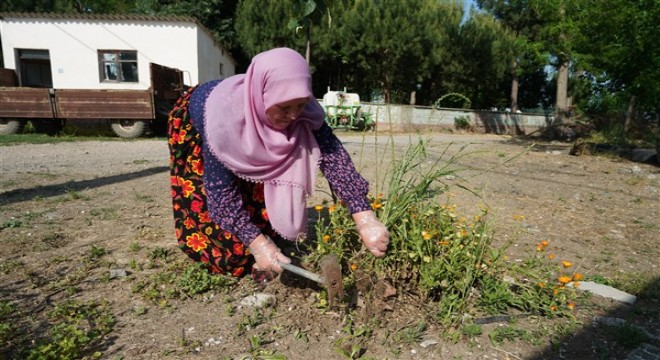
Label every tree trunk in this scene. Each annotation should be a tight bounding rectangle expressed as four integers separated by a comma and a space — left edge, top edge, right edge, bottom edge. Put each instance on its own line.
305, 27, 312, 63
510, 61, 519, 112
624, 95, 636, 134
556, 60, 569, 120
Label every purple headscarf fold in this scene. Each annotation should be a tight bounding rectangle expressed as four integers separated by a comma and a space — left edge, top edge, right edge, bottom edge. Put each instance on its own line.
204, 48, 326, 240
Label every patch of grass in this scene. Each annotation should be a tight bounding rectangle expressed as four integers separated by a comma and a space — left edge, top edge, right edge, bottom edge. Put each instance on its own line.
609, 323, 650, 349
88, 245, 108, 261
65, 189, 91, 201
0, 259, 26, 274
89, 206, 119, 220
131, 260, 236, 306
27, 299, 115, 359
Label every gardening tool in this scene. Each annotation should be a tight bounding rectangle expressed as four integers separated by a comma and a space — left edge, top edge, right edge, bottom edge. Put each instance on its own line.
279, 254, 344, 308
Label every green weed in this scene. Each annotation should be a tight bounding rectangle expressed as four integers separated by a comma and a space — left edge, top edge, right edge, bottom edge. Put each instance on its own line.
27, 299, 115, 359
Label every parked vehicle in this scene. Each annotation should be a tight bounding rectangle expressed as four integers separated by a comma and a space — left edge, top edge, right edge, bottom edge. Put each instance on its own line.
0, 63, 183, 138
322, 89, 374, 131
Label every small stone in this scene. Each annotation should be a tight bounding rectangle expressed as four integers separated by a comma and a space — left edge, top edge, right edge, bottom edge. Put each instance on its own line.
109, 269, 127, 279
420, 339, 439, 348
239, 293, 277, 308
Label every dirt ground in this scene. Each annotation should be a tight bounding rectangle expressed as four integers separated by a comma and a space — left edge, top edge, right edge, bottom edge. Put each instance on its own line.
0, 132, 658, 359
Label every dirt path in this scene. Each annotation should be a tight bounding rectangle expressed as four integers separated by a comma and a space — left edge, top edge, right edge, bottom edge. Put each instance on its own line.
1, 133, 658, 359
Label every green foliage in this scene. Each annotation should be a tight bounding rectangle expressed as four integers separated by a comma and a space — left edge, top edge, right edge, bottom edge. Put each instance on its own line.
310, 139, 580, 330
132, 261, 236, 305
436, 93, 472, 109
454, 116, 472, 130
27, 300, 115, 360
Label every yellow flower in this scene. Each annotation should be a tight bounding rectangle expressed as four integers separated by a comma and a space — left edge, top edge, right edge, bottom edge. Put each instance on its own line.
422, 231, 432, 240
350, 263, 358, 271
567, 302, 575, 310
548, 253, 556, 260
322, 235, 330, 243
537, 282, 546, 288
328, 205, 337, 213
572, 273, 583, 281
561, 261, 573, 268
572, 281, 581, 288
314, 205, 324, 212
371, 202, 383, 210
558, 276, 572, 284
438, 241, 449, 246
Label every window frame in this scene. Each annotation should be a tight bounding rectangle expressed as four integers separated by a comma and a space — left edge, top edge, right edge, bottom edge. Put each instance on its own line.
98, 50, 139, 83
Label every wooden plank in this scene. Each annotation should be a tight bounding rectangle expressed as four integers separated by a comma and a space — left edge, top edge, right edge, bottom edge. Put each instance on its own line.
0, 88, 54, 118
54, 89, 154, 119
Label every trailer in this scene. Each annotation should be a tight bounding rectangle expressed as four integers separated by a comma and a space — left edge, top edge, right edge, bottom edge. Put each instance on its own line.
0, 63, 183, 138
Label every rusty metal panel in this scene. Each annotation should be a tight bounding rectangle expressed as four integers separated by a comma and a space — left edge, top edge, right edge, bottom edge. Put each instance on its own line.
0, 87, 54, 118
150, 63, 184, 101
54, 89, 154, 119
0, 69, 18, 86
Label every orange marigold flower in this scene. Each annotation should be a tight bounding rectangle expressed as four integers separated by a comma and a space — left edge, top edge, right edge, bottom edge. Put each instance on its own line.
537, 245, 545, 252
371, 202, 383, 210
561, 261, 573, 268
548, 253, 556, 260
328, 205, 337, 213
322, 235, 330, 243
572, 281, 581, 288
567, 302, 575, 310
350, 263, 358, 271
572, 273, 583, 281
550, 305, 558, 311
558, 276, 572, 284
422, 231, 432, 240
540, 240, 549, 247
438, 241, 449, 246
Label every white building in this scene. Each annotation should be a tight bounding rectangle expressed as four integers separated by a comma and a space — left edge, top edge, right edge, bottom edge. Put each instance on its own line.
0, 12, 236, 89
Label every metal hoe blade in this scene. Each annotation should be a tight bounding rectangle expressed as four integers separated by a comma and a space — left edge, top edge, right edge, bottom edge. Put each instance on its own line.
279, 254, 344, 308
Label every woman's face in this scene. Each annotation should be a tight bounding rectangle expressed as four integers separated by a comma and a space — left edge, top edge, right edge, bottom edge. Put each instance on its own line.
265, 97, 309, 130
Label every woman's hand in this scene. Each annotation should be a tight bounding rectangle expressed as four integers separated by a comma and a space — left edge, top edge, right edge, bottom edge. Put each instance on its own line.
353, 210, 390, 257
249, 234, 291, 273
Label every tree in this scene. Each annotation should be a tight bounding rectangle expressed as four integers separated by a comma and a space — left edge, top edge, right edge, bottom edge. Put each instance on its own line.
287, 0, 327, 63
235, 0, 305, 59
574, 0, 660, 133
476, 0, 549, 112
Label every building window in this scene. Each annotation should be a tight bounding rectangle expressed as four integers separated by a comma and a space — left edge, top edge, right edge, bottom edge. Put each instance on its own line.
98, 50, 138, 83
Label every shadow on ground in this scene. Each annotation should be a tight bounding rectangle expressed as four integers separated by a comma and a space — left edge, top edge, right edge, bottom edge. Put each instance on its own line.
531, 277, 659, 359
0, 166, 168, 206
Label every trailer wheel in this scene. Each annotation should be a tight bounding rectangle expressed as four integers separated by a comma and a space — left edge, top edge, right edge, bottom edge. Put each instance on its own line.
32, 119, 65, 135
0, 119, 26, 135
110, 119, 149, 138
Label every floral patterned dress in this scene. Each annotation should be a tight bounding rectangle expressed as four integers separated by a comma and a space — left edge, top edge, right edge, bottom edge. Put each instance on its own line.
167, 84, 371, 277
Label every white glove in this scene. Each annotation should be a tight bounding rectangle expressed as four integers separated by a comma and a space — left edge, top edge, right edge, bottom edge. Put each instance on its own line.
249, 235, 291, 273
354, 210, 390, 257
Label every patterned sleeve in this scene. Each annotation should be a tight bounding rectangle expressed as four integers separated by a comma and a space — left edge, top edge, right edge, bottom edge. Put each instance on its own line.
314, 124, 371, 213
189, 82, 262, 246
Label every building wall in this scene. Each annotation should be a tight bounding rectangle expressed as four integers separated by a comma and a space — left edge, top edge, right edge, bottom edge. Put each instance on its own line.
195, 27, 235, 85
0, 16, 232, 89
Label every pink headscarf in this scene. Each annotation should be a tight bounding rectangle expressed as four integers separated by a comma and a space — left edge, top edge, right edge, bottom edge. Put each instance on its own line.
204, 48, 326, 241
